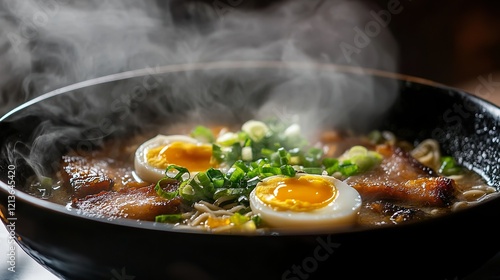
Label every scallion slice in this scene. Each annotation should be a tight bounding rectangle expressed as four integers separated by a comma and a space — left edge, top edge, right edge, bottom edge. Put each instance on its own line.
165, 165, 190, 181
154, 177, 179, 199
155, 214, 182, 223
190, 125, 215, 143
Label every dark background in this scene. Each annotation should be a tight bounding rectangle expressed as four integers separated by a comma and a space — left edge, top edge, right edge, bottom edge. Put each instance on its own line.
180, 0, 500, 106
286, 0, 498, 104
1, 0, 500, 116
0, 0, 500, 115
228, 0, 500, 87
170, 0, 500, 94
368, 0, 500, 86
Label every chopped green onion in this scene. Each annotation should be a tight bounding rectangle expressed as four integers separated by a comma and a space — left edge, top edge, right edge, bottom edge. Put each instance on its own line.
40, 176, 53, 189
339, 162, 359, 176
347, 146, 369, 156
325, 166, 338, 176
190, 125, 215, 143
339, 146, 382, 174
350, 155, 378, 172
216, 132, 239, 146
260, 165, 281, 175
213, 188, 247, 200
368, 130, 383, 144
226, 143, 242, 166
322, 157, 338, 168
179, 183, 195, 201
277, 147, 290, 165
229, 212, 250, 225
228, 167, 246, 183
233, 160, 250, 173
192, 175, 214, 198
211, 143, 241, 166
165, 165, 190, 181
242, 120, 269, 142
196, 171, 210, 184
155, 214, 182, 223
280, 165, 296, 177
301, 147, 323, 167
206, 168, 226, 188
439, 156, 462, 176
178, 181, 208, 203
154, 178, 179, 199
211, 144, 225, 163
260, 148, 274, 158
246, 176, 261, 188
242, 146, 253, 161
251, 215, 262, 227
237, 195, 250, 206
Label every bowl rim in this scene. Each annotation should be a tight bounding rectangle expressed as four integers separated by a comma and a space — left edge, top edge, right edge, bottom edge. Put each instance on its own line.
1, 60, 499, 236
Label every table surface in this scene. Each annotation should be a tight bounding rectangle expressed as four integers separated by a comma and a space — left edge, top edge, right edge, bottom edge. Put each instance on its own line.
0, 79, 499, 280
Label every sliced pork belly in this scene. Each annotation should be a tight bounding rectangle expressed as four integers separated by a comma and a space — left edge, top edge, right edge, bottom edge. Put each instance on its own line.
365, 201, 428, 224
345, 144, 457, 207
72, 183, 184, 221
60, 155, 114, 198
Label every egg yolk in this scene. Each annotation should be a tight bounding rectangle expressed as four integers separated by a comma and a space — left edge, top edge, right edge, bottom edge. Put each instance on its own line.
146, 141, 215, 172
206, 216, 231, 228
255, 175, 337, 212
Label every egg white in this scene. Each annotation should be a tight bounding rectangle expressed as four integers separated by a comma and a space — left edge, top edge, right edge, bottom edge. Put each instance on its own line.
134, 134, 200, 183
249, 173, 362, 232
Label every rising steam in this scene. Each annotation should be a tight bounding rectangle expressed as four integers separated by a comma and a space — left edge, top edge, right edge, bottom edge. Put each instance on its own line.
0, 0, 400, 178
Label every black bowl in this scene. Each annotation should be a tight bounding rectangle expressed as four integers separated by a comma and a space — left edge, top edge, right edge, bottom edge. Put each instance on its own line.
0, 61, 499, 280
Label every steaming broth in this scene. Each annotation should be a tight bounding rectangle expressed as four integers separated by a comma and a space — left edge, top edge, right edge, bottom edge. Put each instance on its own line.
29, 119, 497, 233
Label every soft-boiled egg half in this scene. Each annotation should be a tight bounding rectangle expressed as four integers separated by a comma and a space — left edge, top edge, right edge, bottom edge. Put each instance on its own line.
134, 135, 216, 183
249, 173, 361, 231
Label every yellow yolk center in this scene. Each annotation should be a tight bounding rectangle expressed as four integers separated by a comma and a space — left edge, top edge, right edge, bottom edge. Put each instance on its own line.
146, 142, 214, 172
255, 175, 337, 212
206, 216, 231, 229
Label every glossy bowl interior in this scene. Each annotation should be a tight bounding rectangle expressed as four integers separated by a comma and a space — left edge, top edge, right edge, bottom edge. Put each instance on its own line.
1, 61, 499, 280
